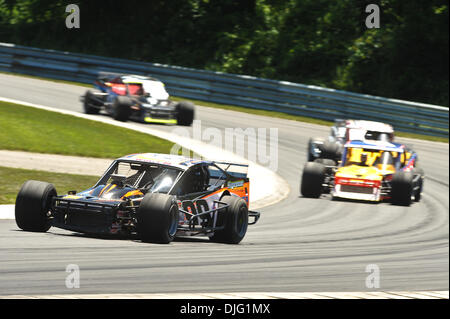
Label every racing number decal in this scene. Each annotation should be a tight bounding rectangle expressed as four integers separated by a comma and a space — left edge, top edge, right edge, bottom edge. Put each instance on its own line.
181, 200, 196, 215
180, 199, 212, 226
195, 199, 209, 215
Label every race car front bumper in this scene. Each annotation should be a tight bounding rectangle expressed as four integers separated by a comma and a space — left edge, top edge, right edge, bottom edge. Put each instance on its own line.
332, 179, 382, 202
50, 197, 119, 234
135, 102, 178, 124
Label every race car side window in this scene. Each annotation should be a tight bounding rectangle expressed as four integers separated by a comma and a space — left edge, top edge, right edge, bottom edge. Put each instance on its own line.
207, 164, 228, 190
175, 166, 209, 195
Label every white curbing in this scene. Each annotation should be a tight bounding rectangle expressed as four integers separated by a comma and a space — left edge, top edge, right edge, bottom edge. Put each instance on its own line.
0, 291, 447, 299
0, 96, 290, 215
0, 205, 14, 219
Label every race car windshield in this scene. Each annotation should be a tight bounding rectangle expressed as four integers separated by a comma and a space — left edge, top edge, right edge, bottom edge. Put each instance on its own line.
373, 151, 399, 170
142, 81, 169, 100
343, 148, 400, 169
148, 168, 180, 193
97, 161, 181, 192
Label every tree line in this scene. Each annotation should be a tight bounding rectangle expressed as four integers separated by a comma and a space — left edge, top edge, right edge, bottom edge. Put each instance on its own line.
0, 0, 448, 106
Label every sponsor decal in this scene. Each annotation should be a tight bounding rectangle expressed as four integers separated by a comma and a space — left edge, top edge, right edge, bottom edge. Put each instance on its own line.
227, 180, 244, 189
63, 195, 82, 199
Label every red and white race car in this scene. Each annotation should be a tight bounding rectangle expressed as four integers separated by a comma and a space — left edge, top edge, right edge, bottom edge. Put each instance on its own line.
81, 73, 195, 126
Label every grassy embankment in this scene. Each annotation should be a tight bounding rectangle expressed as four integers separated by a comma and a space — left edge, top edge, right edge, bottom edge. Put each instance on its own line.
0, 101, 177, 204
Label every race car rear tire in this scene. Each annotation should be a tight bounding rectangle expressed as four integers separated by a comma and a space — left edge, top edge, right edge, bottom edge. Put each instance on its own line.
176, 101, 194, 126
307, 138, 315, 162
300, 162, 326, 198
137, 193, 179, 244
83, 90, 101, 114
15, 180, 56, 232
319, 141, 341, 161
112, 96, 133, 122
210, 195, 248, 244
391, 171, 413, 206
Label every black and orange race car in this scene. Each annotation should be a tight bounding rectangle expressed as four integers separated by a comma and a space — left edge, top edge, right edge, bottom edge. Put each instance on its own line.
15, 153, 260, 244
81, 73, 195, 126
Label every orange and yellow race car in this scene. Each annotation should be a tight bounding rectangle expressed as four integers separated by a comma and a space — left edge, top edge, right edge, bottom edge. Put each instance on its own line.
15, 153, 259, 244
300, 140, 424, 206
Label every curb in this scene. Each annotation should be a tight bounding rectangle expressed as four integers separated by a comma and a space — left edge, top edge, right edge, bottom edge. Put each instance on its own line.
0, 291, 448, 299
0, 205, 14, 219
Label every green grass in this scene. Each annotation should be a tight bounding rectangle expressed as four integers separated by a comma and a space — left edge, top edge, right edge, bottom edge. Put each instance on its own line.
395, 131, 448, 143
2, 71, 448, 143
0, 101, 176, 158
0, 166, 99, 204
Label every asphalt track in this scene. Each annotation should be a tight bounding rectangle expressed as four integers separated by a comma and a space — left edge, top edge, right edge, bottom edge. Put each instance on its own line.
0, 73, 448, 295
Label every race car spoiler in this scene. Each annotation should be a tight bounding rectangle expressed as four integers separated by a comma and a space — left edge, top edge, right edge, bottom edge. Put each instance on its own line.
213, 161, 248, 179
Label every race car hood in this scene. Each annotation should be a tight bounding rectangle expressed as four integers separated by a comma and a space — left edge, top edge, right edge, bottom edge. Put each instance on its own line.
335, 165, 394, 181
63, 184, 143, 204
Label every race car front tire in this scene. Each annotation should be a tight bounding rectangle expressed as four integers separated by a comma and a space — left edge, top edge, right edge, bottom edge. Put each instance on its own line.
391, 171, 413, 206
137, 193, 179, 244
176, 101, 195, 126
112, 96, 133, 122
15, 180, 56, 232
300, 162, 326, 198
83, 90, 101, 114
210, 195, 248, 244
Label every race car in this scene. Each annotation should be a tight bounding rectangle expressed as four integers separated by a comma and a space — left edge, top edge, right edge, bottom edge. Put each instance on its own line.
307, 119, 395, 163
81, 73, 195, 126
300, 140, 424, 206
15, 153, 260, 244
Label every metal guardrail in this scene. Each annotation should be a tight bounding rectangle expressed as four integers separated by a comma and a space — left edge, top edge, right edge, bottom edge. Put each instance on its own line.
0, 42, 448, 137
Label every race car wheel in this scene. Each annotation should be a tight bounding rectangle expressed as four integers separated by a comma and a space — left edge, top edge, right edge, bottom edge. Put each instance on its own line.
112, 96, 133, 122
176, 101, 195, 126
137, 193, 179, 244
210, 195, 248, 244
15, 180, 56, 232
391, 171, 413, 206
413, 168, 425, 202
300, 162, 326, 198
320, 141, 341, 161
83, 90, 101, 114
307, 138, 315, 162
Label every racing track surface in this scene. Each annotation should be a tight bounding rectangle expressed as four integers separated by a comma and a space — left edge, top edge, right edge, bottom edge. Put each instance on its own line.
0, 73, 448, 295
